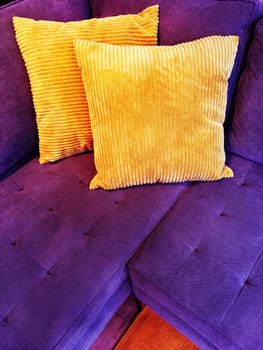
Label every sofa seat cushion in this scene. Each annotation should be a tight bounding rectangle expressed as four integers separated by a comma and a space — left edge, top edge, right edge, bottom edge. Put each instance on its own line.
128, 154, 263, 350
0, 153, 188, 350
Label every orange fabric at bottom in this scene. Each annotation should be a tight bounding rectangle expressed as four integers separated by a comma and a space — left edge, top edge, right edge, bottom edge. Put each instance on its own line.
115, 307, 199, 350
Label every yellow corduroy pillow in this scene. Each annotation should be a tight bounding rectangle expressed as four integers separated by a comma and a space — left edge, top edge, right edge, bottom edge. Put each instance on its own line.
13, 5, 159, 163
74, 36, 239, 190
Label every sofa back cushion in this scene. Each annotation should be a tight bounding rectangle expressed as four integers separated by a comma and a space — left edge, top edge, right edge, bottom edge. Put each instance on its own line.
229, 19, 263, 165
0, 0, 91, 176
89, 0, 263, 122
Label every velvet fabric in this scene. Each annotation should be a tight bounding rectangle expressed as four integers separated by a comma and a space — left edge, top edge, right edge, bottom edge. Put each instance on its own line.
0, 152, 188, 349
1, 0, 263, 349
230, 19, 263, 165
129, 154, 263, 350
89, 0, 263, 120
0, 0, 92, 176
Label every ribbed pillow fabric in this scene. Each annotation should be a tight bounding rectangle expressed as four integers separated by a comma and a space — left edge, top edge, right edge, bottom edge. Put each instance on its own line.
74, 36, 239, 190
13, 5, 159, 163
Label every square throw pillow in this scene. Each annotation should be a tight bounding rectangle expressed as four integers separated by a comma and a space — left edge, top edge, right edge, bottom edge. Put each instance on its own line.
13, 5, 159, 163
74, 36, 238, 190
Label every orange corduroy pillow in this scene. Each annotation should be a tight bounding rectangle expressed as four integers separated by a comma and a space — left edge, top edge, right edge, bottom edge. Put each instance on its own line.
74, 36, 239, 190
13, 5, 159, 163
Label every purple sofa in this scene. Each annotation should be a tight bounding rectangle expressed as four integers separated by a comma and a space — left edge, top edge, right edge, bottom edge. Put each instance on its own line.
1, 0, 263, 349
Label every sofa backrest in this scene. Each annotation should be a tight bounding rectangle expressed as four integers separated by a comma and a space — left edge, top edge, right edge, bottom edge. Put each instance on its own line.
229, 18, 263, 165
0, 0, 91, 177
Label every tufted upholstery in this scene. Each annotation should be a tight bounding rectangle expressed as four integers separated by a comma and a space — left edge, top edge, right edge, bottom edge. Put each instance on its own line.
0, 152, 188, 349
129, 154, 263, 350
1, 0, 263, 349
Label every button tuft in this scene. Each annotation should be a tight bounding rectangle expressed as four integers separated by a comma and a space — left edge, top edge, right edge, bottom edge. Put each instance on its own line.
245, 279, 253, 286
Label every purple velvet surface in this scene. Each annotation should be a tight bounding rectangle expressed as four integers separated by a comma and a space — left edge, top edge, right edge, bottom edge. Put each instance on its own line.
0, 0, 92, 176
229, 18, 263, 165
129, 154, 263, 350
89, 0, 263, 121
1, 1, 263, 349
0, 152, 188, 349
